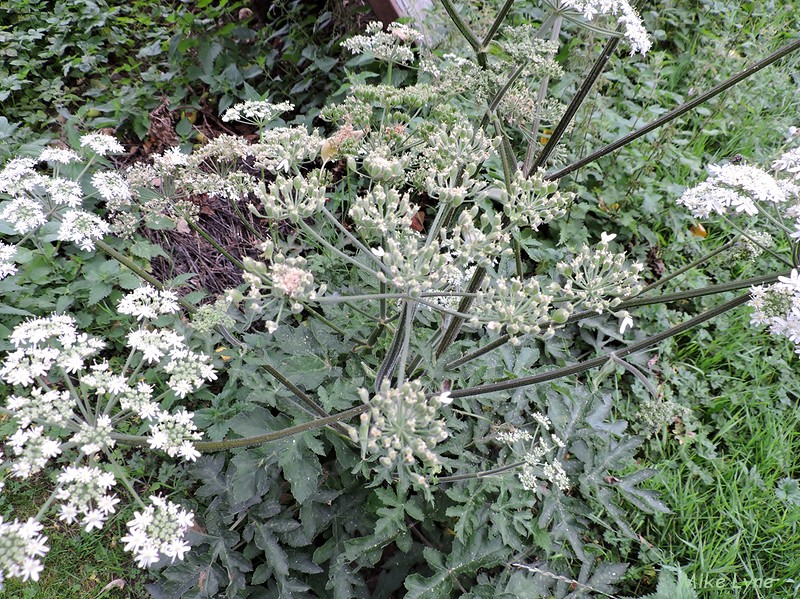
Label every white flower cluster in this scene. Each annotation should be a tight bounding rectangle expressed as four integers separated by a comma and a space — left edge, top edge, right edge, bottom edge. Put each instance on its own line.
0, 286, 211, 583
750, 269, 800, 357
0, 241, 18, 280
1, 314, 105, 387
56, 465, 120, 532
342, 21, 422, 65
557, 233, 644, 313
118, 285, 181, 320
120, 495, 194, 568
79, 133, 125, 156
1, 288, 213, 475
354, 380, 451, 488
0, 136, 123, 252
496, 415, 569, 493
773, 146, 800, 180
221, 99, 294, 127
561, 0, 651, 55
0, 517, 49, 588
147, 408, 202, 461
677, 163, 789, 218
6, 426, 62, 478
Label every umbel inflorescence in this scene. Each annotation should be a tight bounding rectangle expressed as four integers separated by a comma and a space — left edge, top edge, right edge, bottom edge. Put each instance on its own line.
0, 287, 213, 587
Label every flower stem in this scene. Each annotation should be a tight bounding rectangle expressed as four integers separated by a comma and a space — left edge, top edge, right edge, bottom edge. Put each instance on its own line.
546, 37, 800, 181
445, 292, 751, 399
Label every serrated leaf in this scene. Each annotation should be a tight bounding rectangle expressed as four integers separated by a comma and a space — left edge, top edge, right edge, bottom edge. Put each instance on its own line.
404, 534, 509, 599
252, 521, 290, 577
87, 282, 112, 305
278, 433, 322, 504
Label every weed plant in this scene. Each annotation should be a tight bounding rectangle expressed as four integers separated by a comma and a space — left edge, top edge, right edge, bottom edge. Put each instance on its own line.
1, 0, 800, 598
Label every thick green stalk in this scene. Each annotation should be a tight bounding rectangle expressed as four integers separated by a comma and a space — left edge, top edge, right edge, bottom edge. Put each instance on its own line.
528, 19, 623, 173
446, 268, 788, 370
193, 404, 369, 451
446, 292, 751, 399
439, 0, 481, 54
546, 37, 800, 181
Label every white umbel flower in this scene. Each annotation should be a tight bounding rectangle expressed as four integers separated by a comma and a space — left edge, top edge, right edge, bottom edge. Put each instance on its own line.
0, 517, 49, 588
80, 133, 124, 156
561, 0, 651, 54
118, 285, 181, 321
57, 209, 111, 251
0, 242, 17, 280
120, 496, 193, 568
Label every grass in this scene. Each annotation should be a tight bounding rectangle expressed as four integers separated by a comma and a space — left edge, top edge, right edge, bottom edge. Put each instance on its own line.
633, 312, 800, 598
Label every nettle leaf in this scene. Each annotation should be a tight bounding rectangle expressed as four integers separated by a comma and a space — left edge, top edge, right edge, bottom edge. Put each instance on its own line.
404, 534, 510, 599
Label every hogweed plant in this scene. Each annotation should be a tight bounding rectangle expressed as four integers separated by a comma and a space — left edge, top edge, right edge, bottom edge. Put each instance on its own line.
1, 0, 800, 596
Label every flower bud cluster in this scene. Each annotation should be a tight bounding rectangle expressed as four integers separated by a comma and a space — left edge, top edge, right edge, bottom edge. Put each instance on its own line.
254, 170, 328, 222
270, 256, 318, 301
635, 395, 691, 436
471, 277, 560, 343
252, 127, 324, 172
419, 121, 496, 180
190, 298, 236, 333
371, 235, 461, 299
442, 207, 512, 268
749, 269, 800, 357
557, 233, 644, 313
350, 184, 417, 241
354, 381, 451, 485
73, 415, 116, 455
496, 416, 569, 493
728, 231, 774, 263
363, 150, 405, 182
502, 169, 572, 231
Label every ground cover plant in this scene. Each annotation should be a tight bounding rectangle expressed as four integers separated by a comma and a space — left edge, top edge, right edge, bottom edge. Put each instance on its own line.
0, 0, 357, 147
1, 0, 800, 597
